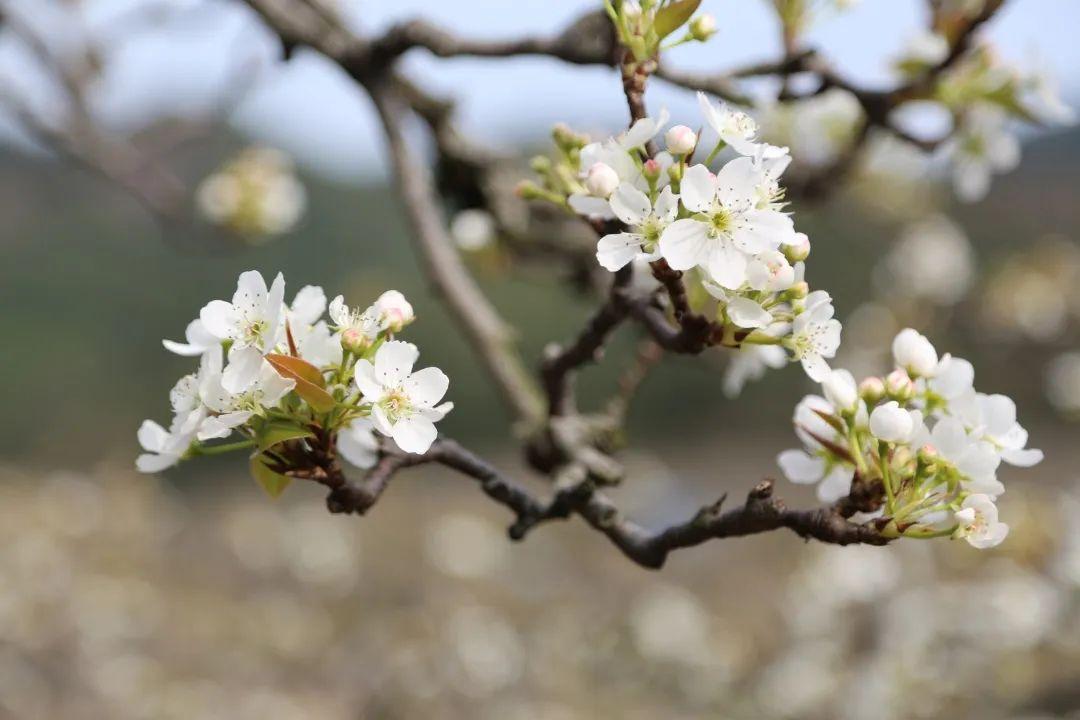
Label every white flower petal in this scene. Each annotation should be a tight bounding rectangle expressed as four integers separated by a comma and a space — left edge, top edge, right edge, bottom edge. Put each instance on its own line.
375, 341, 420, 387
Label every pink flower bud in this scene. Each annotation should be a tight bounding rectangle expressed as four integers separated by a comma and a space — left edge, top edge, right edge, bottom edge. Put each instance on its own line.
885, 368, 914, 400
665, 125, 697, 155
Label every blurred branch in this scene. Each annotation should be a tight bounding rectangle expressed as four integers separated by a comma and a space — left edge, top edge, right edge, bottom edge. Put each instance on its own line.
365, 79, 545, 426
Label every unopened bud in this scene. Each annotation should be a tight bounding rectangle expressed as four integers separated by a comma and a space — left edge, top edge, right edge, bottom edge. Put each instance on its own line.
689, 13, 717, 41
918, 444, 939, 463
885, 368, 914, 401
892, 445, 914, 469
665, 125, 697, 155
530, 155, 552, 174
584, 162, 620, 198
787, 281, 809, 299
374, 290, 415, 333
341, 327, 372, 354
642, 158, 662, 183
515, 180, 543, 200
859, 376, 885, 404
783, 233, 811, 263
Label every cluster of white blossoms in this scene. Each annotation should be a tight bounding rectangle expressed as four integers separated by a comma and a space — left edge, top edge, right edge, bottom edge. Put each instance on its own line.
195, 148, 307, 240
525, 92, 840, 383
137, 270, 452, 494
778, 327, 1043, 548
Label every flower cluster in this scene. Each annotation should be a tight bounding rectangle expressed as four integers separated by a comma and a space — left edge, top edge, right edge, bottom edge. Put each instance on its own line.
523, 92, 841, 382
137, 271, 451, 495
195, 148, 307, 240
778, 327, 1043, 548
892, 37, 1075, 202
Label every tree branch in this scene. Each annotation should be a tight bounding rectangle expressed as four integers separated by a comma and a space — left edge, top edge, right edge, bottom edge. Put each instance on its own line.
322, 438, 889, 569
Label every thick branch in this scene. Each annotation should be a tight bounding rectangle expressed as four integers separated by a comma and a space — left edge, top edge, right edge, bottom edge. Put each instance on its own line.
323, 438, 889, 569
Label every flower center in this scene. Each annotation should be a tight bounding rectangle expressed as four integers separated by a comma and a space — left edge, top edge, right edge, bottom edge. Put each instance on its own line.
709, 208, 733, 235
381, 388, 412, 422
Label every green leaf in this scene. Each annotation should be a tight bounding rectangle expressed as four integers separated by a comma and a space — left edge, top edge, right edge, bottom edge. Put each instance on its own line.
257, 421, 315, 452
249, 455, 292, 499
653, 0, 701, 40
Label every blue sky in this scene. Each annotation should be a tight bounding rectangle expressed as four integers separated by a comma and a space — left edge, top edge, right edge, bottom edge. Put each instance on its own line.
2, 0, 1078, 182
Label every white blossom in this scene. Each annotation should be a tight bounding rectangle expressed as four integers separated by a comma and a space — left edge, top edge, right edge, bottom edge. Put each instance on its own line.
197, 360, 295, 441
953, 493, 1009, 549
944, 104, 1020, 202
952, 392, 1043, 467
665, 124, 697, 155
722, 343, 786, 397
162, 319, 219, 357
698, 92, 786, 158
746, 250, 796, 291
135, 419, 195, 473
660, 159, 796, 288
892, 328, 938, 377
373, 290, 415, 333
822, 369, 859, 413
596, 184, 677, 271
355, 341, 453, 454
787, 291, 842, 381
199, 270, 287, 392
617, 108, 669, 151
338, 417, 379, 469
927, 416, 1004, 495
584, 162, 620, 198
869, 401, 923, 443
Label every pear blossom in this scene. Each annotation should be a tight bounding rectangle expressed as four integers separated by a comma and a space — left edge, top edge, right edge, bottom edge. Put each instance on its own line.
354, 341, 453, 454
869, 401, 922, 443
199, 270, 287, 392
568, 138, 669, 217
746, 250, 796, 291
953, 392, 1043, 467
665, 125, 697, 155
777, 395, 855, 502
163, 319, 219, 357
928, 416, 1004, 495
786, 291, 842, 381
169, 345, 223, 436
885, 368, 915, 400
659, 159, 797, 288
722, 343, 786, 397
777, 449, 854, 503
892, 328, 938, 377
373, 290, 415, 333
329, 295, 381, 351
197, 360, 295, 441
584, 162, 620, 198
822, 369, 859, 413
617, 108, 669, 151
953, 493, 1009, 549
944, 104, 1020, 202
698, 92, 786, 158
338, 417, 379, 469
135, 420, 195, 473
929, 353, 974, 401
596, 184, 678, 271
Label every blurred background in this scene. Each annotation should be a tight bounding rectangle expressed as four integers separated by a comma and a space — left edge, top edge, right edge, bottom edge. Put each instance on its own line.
2, 0, 1080, 718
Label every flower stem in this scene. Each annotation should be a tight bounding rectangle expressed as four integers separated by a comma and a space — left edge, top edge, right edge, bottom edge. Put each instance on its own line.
195, 439, 256, 456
